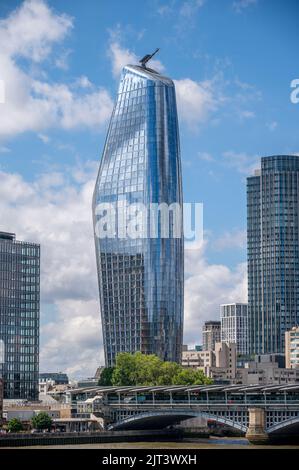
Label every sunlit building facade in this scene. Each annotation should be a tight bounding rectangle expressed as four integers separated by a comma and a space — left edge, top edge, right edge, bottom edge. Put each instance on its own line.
220, 303, 248, 355
93, 64, 184, 366
247, 155, 299, 354
0, 232, 40, 400
285, 326, 299, 369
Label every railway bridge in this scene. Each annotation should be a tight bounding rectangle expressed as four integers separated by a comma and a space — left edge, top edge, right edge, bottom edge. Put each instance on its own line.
68, 384, 299, 443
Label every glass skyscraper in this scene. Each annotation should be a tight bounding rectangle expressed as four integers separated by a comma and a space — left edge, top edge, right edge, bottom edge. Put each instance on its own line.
247, 155, 299, 354
93, 62, 184, 367
0, 232, 40, 400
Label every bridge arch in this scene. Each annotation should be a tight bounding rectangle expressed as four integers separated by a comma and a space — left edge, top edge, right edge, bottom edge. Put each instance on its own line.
108, 410, 247, 433
267, 416, 299, 434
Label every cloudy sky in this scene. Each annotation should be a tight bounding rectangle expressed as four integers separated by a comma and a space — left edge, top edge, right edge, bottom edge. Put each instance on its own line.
0, 0, 298, 378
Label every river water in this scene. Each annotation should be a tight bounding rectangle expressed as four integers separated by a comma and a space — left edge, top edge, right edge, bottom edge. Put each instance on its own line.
9, 437, 299, 449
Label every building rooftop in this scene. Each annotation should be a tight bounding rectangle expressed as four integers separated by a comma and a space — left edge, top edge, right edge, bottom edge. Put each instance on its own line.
0, 232, 15, 241
66, 383, 299, 396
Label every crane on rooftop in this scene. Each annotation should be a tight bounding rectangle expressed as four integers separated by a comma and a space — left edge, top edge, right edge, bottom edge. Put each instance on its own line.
139, 48, 160, 68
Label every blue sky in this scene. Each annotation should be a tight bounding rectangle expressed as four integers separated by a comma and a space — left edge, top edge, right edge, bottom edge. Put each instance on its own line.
0, 0, 298, 377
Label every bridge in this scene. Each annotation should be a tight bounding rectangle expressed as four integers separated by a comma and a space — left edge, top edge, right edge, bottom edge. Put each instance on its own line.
67, 384, 299, 443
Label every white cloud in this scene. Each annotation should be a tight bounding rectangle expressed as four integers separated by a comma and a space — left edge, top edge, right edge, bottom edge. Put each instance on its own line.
55, 48, 72, 71
38, 133, 50, 143
108, 40, 165, 78
0, 145, 10, 153
184, 243, 247, 345
157, 0, 205, 26
41, 299, 104, 377
107, 39, 225, 130
108, 41, 138, 78
0, 0, 113, 139
232, 0, 257, 13
222, 150, 260, 175
198, 151, 214, 162
239, 110, 255, 119
175, 78, 223, 129
0, 163, 101, 378
0, 0, 73, 62
213, 229, 246, 251
179, 0, 205, 17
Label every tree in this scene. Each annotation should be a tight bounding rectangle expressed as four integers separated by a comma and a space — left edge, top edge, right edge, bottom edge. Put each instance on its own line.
156, 361, 181, 385
111, 352, 212, 386
112, 352, 140, 386
31, 412, 52, 431
98, 367, 114, 386
7, 418, 23, 433
172, 368, 213, 385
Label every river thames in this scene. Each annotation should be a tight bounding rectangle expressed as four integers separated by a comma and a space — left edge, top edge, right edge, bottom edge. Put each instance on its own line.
7, 437, 299, 449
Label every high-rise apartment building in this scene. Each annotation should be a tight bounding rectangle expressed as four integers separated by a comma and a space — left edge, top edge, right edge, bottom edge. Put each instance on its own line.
0, 378, 3, 423
247, 155, 299, 354
0, 232, 40, 400
93, 59, 184, 366
285, 326, 299, 369
202, 321, 221, 351
220, 303, 248, 355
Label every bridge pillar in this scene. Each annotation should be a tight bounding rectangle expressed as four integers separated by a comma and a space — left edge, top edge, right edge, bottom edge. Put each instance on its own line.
246, 408, 269, 444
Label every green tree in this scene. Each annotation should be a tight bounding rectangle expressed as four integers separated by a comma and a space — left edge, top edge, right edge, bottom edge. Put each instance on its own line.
172, 368, 213, 385
156, 361, 181, 385
111, 352, 212, 386
98, 367, 115, 386
31, 412, 52, 431
112, 352, 140, 385
7, 418, 23, 433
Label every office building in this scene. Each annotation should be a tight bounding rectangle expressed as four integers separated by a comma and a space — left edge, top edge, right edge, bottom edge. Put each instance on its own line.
247, 156, 299, 354
220, 303, 248, 355
202, 321, 221, 351
39, 372, 69, 385
182, 341, 237, 382
0, 232, 40, 400
182, 348, 215, 369
93, 57, 184, 366
285, 326, 299, 369
236, 354, 299, 386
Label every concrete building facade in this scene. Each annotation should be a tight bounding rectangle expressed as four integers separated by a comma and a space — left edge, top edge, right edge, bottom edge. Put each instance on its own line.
202, 321, 221, 351
285, 326, 299, 369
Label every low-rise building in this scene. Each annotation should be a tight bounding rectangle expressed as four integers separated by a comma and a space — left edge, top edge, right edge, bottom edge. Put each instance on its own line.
182, 342, 237, 381
182, 349, 215, 369
77, 378, 98, 388
182, 344, 298, 385
285, 326, 299, 369
236, 366, 299, 385
39, 372, 69, 385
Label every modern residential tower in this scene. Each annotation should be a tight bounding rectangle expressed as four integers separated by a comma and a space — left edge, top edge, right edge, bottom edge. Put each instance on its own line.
247, 155, 299, 354
0, 232, 40, 400
93, 57, 184, 366
220, 303, 248, 355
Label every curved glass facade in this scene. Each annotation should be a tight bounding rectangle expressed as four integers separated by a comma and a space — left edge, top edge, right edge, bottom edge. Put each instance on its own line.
93, 65, 184, 366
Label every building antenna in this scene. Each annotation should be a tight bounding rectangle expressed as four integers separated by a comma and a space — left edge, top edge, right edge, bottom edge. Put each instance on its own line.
139, 48, 160, 68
